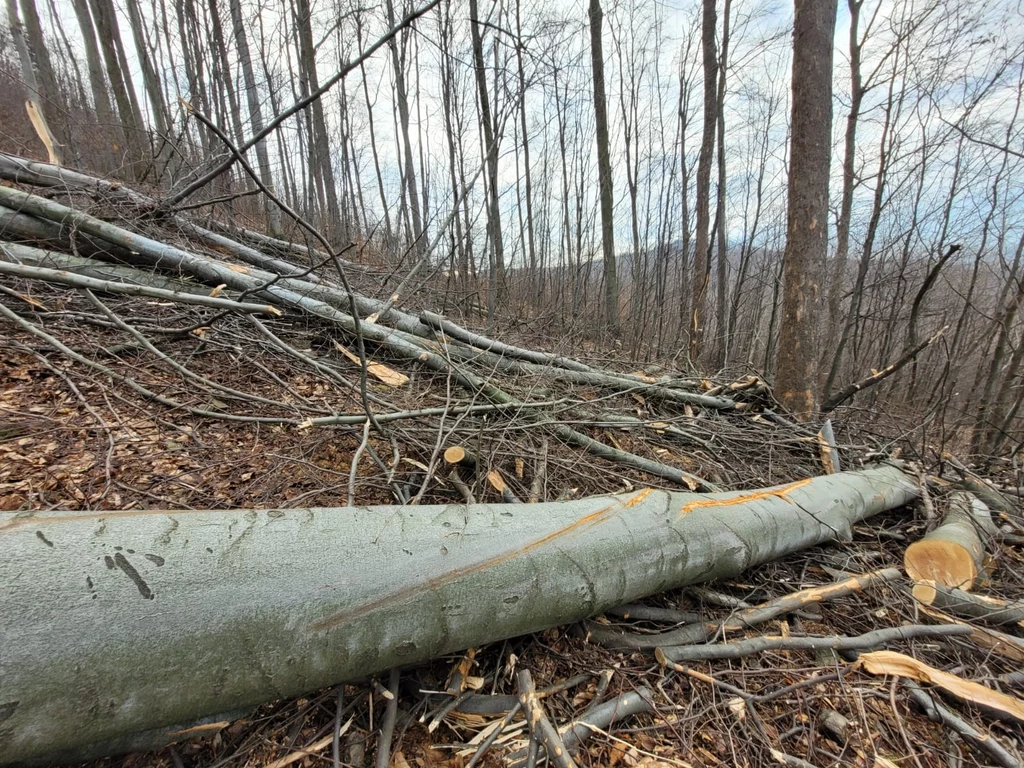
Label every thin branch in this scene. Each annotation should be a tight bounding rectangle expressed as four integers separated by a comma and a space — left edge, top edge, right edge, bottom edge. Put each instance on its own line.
823, 326, 947, 412
655, 624, 972, 663
163, 0, 444, 207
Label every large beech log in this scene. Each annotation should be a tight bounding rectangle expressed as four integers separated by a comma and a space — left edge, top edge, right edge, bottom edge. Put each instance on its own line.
0, 464, 916, 765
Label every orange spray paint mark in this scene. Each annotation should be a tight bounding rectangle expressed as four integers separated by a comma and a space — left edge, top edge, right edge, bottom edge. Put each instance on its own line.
679, 478, 812, 519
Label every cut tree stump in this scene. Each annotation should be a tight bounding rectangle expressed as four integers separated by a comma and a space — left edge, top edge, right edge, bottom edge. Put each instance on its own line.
904, 492, 995, 590
0, 464, 916, 765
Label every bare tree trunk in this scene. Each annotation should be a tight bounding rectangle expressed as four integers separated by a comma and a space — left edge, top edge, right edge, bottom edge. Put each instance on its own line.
385, 0, 424, 252
824, 0, 865, 373
974, 231, 1024, 454
713, 0, 732, 368
676, 48, 695, 349
123, 0, 170, 137
589, 0, 619, 335
468, 0, 505, 310
88, 0, 145, 173
228, 0, 283, 233
5, 0, 64, 164
514, 0, 537, 293
775, 0, 837, 418
356, 15, 392, 243
70, 0, 119, 168
206, 0, 246, 149
293, 0, 340, 239
824, 62, 901, 399
727, 90, 777, 358
691, 0, 717, 363
17, 0, 69, 158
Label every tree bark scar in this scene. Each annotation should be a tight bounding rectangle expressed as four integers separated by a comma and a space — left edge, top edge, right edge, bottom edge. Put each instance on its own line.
308, 490, 649, 633
623, 488, 654, 508
114, 552, 154, 600
679, 478, 812, 519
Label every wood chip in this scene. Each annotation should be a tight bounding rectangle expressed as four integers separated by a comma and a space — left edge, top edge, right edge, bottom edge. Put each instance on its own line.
334, 342, 409, 387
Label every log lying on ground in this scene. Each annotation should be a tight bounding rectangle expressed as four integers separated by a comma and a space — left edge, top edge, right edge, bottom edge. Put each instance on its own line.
912, 580, 1024, 627
0, 151, 350, 280
420, 310, 595, 372
0, 464, 916, 765
0, 185, 724, 491
904, 492, 996, 590
0, 242, 214, 297
0, 252, 282, 316
2, 180, 738, 416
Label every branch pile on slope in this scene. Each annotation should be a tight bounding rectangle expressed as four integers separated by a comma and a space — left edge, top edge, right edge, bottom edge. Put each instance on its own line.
0, 152, 825, 506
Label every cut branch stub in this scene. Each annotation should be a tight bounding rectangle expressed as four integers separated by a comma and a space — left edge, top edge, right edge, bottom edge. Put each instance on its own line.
904, 492, 994, 590
444, 446, 477, 469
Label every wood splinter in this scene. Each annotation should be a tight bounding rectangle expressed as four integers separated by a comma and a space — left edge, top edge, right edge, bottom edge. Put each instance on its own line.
515, 670, 577, 768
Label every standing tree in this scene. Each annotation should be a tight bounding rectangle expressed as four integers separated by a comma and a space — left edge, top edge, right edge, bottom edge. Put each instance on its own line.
228, 0, 282, 234
5, 0, 63, 163
775, 0, 837, 418
691, 0, 717, 361
468, 0, 505, 315
589, 0, 619, 334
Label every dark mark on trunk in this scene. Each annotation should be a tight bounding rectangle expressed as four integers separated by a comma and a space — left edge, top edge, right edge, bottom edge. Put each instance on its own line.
114, 553, 154, 600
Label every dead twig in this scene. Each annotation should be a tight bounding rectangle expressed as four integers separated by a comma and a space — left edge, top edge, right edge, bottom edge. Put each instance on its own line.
348, 420, 372, 507
655, 624, 972, 663
590, 568, 903, 649
823, 325, 947, 412
374, 668, 401, 768
516, 669, 576, 768
906, 679, 1022, 768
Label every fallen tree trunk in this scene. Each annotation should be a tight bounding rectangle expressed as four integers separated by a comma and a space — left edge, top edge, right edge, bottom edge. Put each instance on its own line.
0, 252, 282, 316
0, 464, 916, 765
0, 241, 215, 297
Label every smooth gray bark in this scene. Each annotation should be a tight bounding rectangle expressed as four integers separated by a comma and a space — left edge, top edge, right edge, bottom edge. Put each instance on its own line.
0, 464, 916, 764
0, 248, 279, 314
589, 0, 619, 334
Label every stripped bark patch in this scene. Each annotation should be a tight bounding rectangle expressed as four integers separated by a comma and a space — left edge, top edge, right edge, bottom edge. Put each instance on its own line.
678, 478, 812, 519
